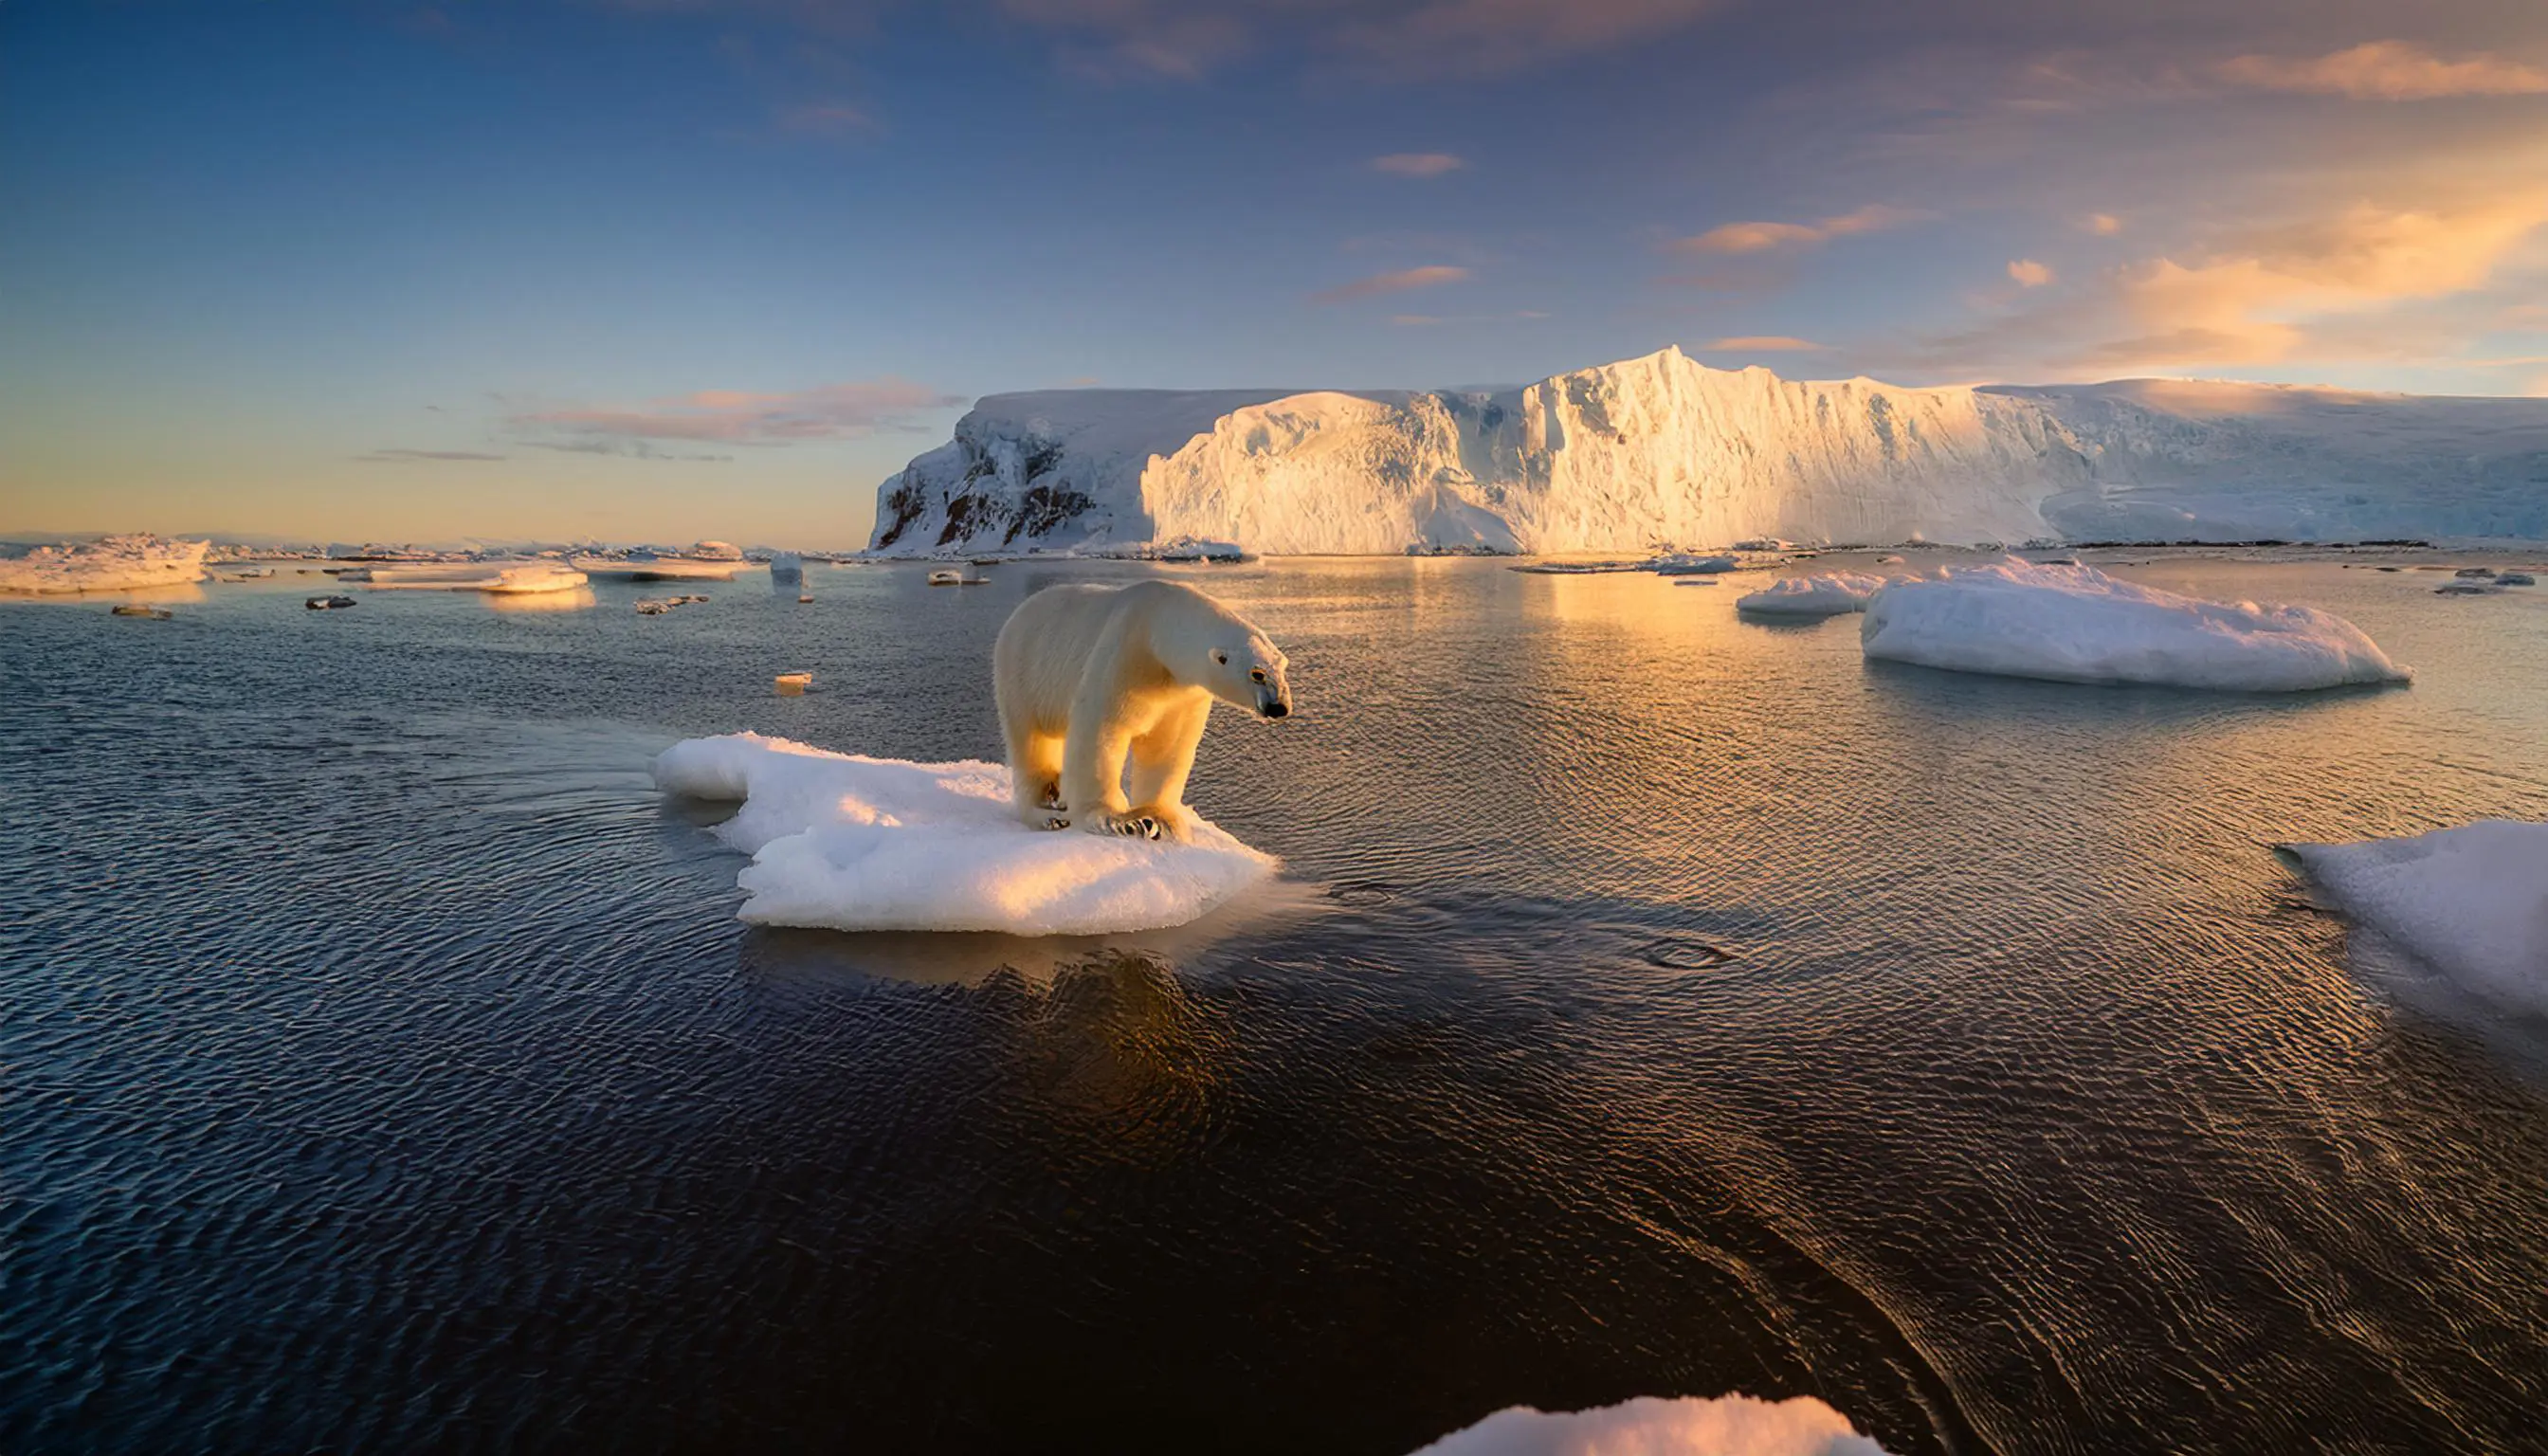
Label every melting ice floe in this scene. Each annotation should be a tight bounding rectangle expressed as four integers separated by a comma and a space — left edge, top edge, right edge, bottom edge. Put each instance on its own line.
0, 534, 210, 593
2280, 822, 2548, 1019
1858, 560, 2408, 691
1737, 572, 1888, 617
652, 734, 1277, 935
1408, 1394, 1893, 1456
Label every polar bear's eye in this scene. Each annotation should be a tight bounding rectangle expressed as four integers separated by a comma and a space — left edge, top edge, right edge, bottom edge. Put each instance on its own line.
1212, 649, 1228, 665
1249, 668, 1267, 683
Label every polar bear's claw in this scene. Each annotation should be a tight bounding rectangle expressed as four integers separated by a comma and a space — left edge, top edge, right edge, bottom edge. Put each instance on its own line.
1044, 816, 1070, 831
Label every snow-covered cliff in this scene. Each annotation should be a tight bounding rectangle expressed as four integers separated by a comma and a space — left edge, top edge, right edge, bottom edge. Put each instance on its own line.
868, 349, 2548, 555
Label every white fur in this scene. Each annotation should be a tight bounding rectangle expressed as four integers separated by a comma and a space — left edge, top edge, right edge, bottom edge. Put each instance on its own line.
992, 580, 1291, 841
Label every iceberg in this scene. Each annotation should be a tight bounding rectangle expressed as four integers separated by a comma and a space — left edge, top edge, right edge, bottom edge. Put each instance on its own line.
2279, 822, 2548, 1018
652, 733, 1276, 936
0, 534, 209, 593
1737, 572, 1888, 617
869, 349, 2548, 556
1858, 560, 2409, 691
357, 562, 589, 593
1409, 1394, 1892, 1456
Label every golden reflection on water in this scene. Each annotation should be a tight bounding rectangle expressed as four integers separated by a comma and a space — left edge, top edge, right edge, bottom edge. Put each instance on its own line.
482, 587, 598, 612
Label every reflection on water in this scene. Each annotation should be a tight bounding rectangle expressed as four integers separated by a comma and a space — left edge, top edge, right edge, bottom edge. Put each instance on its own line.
483, 586, 598, 612
4, 555, 2546, 1455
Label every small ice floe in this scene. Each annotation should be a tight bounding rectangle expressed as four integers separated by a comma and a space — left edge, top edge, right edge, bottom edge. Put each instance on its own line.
304, 594, 357, 610
653, 733, 1276, 935
1859, 559, 2408, 691
1737, 572, 1888, 618
1876, 555, 1906, 565
636, 593, 711, 615
926, 569, 987, 586
768, 550, 803, 583
2433, 582, 2502, 596
358, 561, 589, 593
2498, 572, 2537, 586
0, 534, 210, 594
1732, 537, 1793, 552
1408, 1393, 1892, 1456
1649, 552, 1739, 575
1672, 577, 1720, 586
2454, 567, 2498, 578
2278, 822, 2548, 1018
109, 604, 173, 620
774, 671, 812, 697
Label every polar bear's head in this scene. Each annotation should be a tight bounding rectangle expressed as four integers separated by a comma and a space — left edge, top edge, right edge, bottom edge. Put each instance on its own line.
1155, 584, 1293, 720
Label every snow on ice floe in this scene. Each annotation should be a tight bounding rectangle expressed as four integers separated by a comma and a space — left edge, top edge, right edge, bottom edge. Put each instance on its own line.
1857, 559, 2408, 691
1409, 1394, 1892, 1456
0, 534, 209, 593
2280, 822, 2548, 1019
652, 733, 1277, 936
1738, 572, 1888, 617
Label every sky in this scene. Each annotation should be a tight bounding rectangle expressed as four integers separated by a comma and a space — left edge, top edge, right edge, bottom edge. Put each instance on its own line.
4, 0, 2544, 546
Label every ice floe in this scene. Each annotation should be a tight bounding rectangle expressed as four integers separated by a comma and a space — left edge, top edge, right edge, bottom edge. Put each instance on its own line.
1858, 559, 2408, 691
1737, 572, 1888, 617
1409, 1393, 1892, 1456
2280, 821, 2548, 1018
0, 535, 209, 593
653, 733, 1277, 935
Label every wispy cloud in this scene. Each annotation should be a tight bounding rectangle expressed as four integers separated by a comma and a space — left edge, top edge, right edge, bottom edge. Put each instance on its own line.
523, 440, 737, 462
1911, 191, 2548, 375
1310, 264, 1471, 304
1371, 152, 1465, 178
510, 379, 965, 446
993, 0, 1729, 82
1698, 335, 1826, 352
775, 100, 881, 136
2217, 41, 2548, 101
2007, 258, 2054, 287
2078, 213, 2123, 236
1674, 204, 1922, 256
358, 448, 507, 462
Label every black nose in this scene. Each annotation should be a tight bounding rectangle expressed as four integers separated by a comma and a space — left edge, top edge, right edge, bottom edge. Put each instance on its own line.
1264, 701, 1289, 719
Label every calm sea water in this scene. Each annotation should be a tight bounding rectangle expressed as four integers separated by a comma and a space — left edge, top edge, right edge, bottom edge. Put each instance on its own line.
5, 555, 2546, 1454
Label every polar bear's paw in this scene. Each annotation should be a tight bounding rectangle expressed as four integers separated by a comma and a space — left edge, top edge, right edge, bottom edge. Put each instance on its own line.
1082, 809, 1168, 842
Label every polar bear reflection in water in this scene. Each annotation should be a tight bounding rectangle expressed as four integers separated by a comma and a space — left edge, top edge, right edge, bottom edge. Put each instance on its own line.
994, 580, 1292, 843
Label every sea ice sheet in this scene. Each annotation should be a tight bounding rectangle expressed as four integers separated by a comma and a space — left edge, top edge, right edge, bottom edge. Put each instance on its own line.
1737, 572, 1888, 616
1858, 559, 2408, 691
2280, 821, 2548, 1018
653, 733, 1277, 936
1408, 1394, 1893, 1456
0, 534, 210, 593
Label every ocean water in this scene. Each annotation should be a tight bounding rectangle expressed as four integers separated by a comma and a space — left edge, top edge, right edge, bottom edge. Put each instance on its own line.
5, 555, 2545, 1454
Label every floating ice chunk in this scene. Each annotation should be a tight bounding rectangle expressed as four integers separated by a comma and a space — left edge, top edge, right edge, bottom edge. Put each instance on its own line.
1737, 572, 1887, 617
2280, 821, 2548, 1018
1649, 553, 1739, 575
1410, 1394, 1893, 1456
653, 733, 1277, 935
1859, 559, 2408, 691
0, 534, 209, 593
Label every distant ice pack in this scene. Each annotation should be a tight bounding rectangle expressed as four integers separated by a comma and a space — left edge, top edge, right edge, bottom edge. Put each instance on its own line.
1408, 1393, 1893, 1456
2281, 821, 2548, 1018
653, 733, 1277, 936
1859, 559, 2409, 691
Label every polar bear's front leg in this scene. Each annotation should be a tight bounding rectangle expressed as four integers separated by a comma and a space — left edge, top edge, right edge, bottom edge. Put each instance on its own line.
1125, 696, 1210, 842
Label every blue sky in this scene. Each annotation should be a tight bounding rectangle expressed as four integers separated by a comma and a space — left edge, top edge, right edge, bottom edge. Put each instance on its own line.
5, 0, 2543, 545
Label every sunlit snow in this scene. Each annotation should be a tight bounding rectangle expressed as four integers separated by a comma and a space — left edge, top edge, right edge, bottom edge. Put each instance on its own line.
1408, 1394, 1893, 1456
2280, 821, 2548, 1018
653, 733, 1276, 935
1737, 572, 1888, 616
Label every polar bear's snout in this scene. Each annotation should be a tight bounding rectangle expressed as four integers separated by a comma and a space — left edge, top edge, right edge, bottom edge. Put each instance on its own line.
1250, 665, 1293, 719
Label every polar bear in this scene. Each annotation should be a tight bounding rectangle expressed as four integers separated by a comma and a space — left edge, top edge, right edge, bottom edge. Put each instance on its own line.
993, 579, 1292, 842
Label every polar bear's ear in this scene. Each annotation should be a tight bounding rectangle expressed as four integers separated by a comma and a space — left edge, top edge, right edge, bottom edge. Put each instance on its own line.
1211, 649, 1228, 664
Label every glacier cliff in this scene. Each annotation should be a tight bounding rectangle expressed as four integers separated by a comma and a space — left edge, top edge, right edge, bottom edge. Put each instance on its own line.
868, 348, 2548, 555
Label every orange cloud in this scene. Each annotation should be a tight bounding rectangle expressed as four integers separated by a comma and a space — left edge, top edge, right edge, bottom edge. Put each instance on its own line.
513, 379, 964, 445
1371, 152, 1465, 177
2008, 259, 2054, 287
1310, 264, 1472, 304
2217, 41, 2548, 100
1675, 205, 1921, 255
2079, 213, 2123, 236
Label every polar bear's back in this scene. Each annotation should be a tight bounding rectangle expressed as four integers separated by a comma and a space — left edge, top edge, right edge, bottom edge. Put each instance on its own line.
994, 582, 1133, 730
